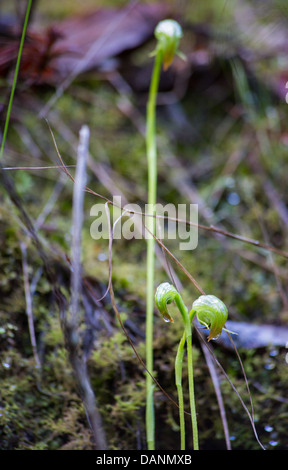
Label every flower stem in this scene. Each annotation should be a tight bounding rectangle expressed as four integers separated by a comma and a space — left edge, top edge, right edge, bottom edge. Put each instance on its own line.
174, 297, 199, 450
145, 19, 183, 450
145, 47, 163, 450
175, 332, 186, 449
186, 314, 199, 450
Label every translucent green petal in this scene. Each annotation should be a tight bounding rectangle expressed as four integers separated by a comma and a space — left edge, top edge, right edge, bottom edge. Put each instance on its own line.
192, 295, 228, 341
155, 282, 178, 322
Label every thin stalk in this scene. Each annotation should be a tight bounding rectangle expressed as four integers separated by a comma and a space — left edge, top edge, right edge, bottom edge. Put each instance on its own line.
186, 319, 199, 450
174, 296, 199, 450
145, 48, 163, 450
0, 0, 33, 159
175, 332, 186, 449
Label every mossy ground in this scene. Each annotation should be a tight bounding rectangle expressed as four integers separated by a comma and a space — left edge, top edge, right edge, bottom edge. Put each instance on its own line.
1, 0, 288, 450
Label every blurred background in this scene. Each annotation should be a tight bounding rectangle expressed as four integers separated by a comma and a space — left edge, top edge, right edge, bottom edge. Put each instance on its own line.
0, 0, 288, 450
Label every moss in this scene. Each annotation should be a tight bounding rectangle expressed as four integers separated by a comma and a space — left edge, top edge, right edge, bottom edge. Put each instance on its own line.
1, 0, 288, 450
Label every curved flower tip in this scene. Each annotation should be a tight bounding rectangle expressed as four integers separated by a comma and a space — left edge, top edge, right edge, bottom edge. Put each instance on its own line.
192, 295, 228, 341
154, 19, 183, 70
155, 282, 178, 322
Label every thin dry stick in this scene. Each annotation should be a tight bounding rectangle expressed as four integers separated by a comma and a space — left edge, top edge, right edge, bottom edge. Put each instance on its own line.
20, 240, 41, 369
200, 341, 231, 450
2, 165, 76, 171
65, 125, 107, 450
35, 175, 66, 231
70, 125, 88, 324
227, 331, 255, 420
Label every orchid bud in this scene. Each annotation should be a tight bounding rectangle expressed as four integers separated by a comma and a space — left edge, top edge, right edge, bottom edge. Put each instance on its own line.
154, 19, 183, 70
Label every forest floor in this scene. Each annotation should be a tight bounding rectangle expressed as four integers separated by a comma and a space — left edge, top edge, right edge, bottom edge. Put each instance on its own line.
1, 0, 288, 450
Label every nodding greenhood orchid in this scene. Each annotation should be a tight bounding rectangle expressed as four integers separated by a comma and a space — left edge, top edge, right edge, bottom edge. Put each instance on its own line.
152, 19, 185, 70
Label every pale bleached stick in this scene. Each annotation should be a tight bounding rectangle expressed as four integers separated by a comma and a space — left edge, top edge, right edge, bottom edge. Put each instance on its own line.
66, 125, 107, 449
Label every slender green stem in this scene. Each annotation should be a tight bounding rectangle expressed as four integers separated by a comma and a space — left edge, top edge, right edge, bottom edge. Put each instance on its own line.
186, 315, 199, 450
146, 19, 183, 450
174, 297, 199, 450
0, 0, 33, 159
145, 48, 163, 450
175, 332, 186, 449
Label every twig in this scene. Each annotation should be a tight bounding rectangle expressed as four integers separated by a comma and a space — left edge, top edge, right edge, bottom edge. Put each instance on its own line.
70, 125, 88, 325
20, 240, 41, 369
64, 125, 107, 450
200, 341, 231, 449
35, 174, 66, 231
2, 165, 76, 171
